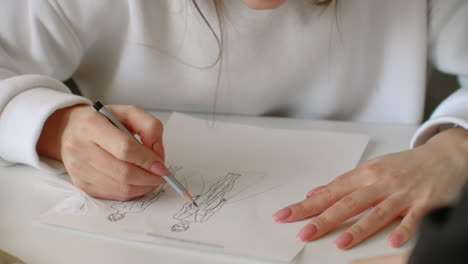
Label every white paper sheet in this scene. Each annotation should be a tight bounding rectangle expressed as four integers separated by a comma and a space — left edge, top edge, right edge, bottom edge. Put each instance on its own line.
38, 113, 369, 262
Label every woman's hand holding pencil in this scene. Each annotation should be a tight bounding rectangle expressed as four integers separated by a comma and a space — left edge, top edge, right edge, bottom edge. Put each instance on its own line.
37, 104, 169, 201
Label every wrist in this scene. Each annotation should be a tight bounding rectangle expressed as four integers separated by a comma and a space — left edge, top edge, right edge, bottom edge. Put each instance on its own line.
425, 127, 468, 174
36, 105, 86, 161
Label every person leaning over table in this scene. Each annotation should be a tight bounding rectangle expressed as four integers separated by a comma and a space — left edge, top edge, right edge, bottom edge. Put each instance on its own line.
1, 0, 468, 251
353, 185, 468, 264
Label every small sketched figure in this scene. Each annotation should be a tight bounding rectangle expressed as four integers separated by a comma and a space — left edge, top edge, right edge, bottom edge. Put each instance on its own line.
106, 165, 182, 222
171, 220, 190, 232
107, 186, 165, 222
171, 172, 241, 232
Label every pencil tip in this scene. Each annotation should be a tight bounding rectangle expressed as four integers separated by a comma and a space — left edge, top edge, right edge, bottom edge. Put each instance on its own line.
193, 201, 199, 208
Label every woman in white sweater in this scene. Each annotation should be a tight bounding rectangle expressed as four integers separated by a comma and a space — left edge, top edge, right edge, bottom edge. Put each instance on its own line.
1, 0, 467, 251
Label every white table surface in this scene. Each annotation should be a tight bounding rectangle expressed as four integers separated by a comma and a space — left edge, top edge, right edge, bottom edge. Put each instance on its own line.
0, 112, 418, 264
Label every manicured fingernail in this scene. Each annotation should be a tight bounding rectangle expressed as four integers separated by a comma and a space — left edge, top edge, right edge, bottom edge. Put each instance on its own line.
272, 207, 292, 222
334, 232, 353, 249
306, 186, 326, 198
297, 224, 318, 241
150, 162, 169, 176
152, 142, 165, 161
388, 232, 403, 248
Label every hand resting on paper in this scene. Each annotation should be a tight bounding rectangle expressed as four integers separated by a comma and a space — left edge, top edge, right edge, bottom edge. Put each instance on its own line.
273, 127, 468, 249
37, 104, 168, 201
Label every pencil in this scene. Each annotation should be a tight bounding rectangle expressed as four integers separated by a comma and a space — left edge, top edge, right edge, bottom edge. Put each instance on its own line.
93, 101, 198, 207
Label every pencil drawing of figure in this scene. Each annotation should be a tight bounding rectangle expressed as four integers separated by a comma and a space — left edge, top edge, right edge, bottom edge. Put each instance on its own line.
106, 165, 183, 222
107, 185, 166, 222
171, 172, 241, 232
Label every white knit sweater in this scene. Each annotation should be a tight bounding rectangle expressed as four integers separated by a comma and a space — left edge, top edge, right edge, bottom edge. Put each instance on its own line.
1, 0, 467, 171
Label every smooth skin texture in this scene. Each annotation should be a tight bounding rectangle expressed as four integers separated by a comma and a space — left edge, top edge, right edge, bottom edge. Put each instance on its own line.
273, 127, 468, 249
37, 104, 169, 201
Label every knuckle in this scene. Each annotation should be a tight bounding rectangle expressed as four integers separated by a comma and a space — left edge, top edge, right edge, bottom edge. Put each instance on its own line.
406, 207, 426, 225
318, 187, 343, 206
341, 195, 358, 210
290, 202, 307, 217
407, 211, 419, 223
419, 192, 437, 206
398, 224, 411, 235
360, 159, 382, 175
332, 175, 349, 187
371, 206, 388, 220
319, 188, 334, 202
350, 223, 365, 238
312, 216, 330, 231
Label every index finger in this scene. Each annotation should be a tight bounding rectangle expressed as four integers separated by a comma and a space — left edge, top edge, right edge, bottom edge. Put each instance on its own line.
273, 170, 361, 222
297, 184, 382, 242
107, 105, 164, 150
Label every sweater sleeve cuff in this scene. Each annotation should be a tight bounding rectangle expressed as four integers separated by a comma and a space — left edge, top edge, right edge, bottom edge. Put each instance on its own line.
410, 88, 468, 148
0, 87, 91, 172
410, 115, 468, 148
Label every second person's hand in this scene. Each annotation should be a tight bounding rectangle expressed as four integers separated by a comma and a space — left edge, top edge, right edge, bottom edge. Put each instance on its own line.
272, 127, 468, 249
37, 104, 168, 201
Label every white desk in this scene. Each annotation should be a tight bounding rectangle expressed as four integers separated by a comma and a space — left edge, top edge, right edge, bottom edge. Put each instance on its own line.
0, 113, 417, 264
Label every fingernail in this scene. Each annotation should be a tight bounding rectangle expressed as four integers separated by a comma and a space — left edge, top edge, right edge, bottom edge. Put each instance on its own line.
306, 186, 326, 198
272, 207, 292, 222
297, 224, 318, 241
334, 232, 353, 249
150, 162, 169, 176
152, 142, 165, 161
388, 232, 403, 248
